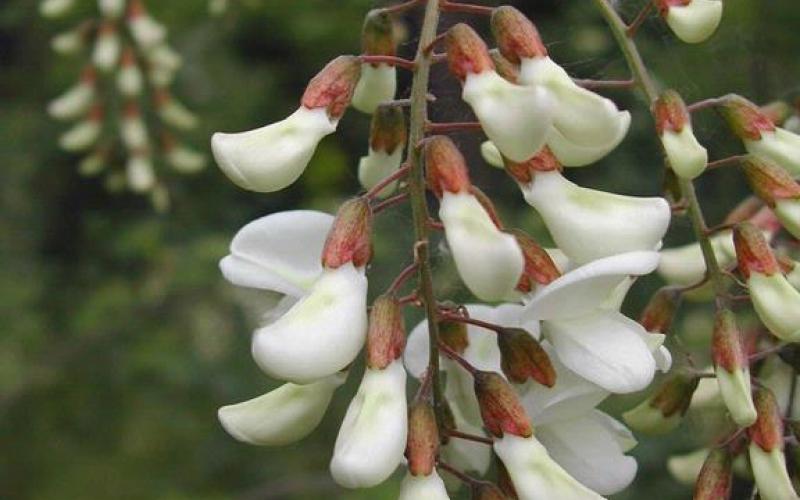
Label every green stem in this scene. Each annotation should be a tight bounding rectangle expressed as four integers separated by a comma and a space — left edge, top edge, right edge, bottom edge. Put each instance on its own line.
405, 0, 446, 431
591, 0, 728, 300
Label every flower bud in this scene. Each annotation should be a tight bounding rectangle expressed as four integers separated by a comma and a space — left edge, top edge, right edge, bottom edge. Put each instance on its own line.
733, 222, 779, 280
398, 469, 449, 500
741, 156, 800, 239
503, 147, 562, 185
498, 328, 555, 386
712, 309, 757, 427
40, 0, 74, 18
126, 153, 155, 193
117, 47, 144, 97
361, 9, 395, 57
474, 370, 532, 438
425, 136, 471, 197
51, 27, 86, 55
351, 10, 397, 114
48, 66, 96, 121
445, 23, 495, 82
79, 147, 108, 177
693, 448, 732, 500
640, 287, 681, 334
217, 372, 346, 446
654, 90, 708, 179
358, 105, 406, 197
406, 400, 438, 477
747, 388, 800, 500
302, 55, 362, 120
121, 103, 149, 151
656, 0, 723, 44
92, 22, 120, 72
99, 0, 126, 19
622, 369, 699, 435
154, 90, 198, 130
720, 95, 776, 141
127, 0, 166, 50
366, 295, 405, 370
510, 229, 562, 293
164, 137, 207, 174
491, 6, 547, 64
59, 105, 102, 152
321, 198, 372, 269
489, 49, 520, 83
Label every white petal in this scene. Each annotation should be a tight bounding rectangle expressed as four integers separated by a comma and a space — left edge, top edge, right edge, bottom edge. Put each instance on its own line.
121, 116, 149, 151
746, 128, 800, 178
523, 251, 659, 321
352, 63, 397, 114
211, 106, 336, 193
357, 148, 403, 198
662, 125, 708, 179
129, 15, 166, 50
159, 100, 199, 130
440, 192, 524, 301
117, 65, 143, 97
775, 199, 800, 239
748, 272, 800, 341
642, 332, 673, 372
715, 365, 757, 427
48, 83, 94, 121
220, 210, 333, 297
126, 155, 155, 193
749, 445, 800, 500
99, 0, 125, 18
537, 412, 637, 495
658, 231, 735, 286
217, 372, 345, 446
40, 0, 74, 18
545, 311, 656, 393
167, 146, 207, 174
480, 141, 504, 169
92, 31, 120, 71
666, 0, 723, 44
667, 448, 709, 485
59, 120, 101, 152
522, 171, 670, 264
330, 361, 407, 489
494, 434, 605, 499
463, 70, 555, 163
545, 118, 630, 167
51, 30, 83, 55
252, 264, 368, 384
398, 470, 450, 500
759, 356, 800, 417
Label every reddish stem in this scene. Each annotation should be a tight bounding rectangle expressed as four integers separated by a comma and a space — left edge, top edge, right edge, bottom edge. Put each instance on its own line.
688, 97, 725, 113
438, 460, 483, 485
379, 0, 424, 15
707, 155, 748, 170
440, 0, 494, 15
365, 164, 410, 199
425, 121, 484, 134
573, 78, 635, 90
388, 262, 420, 295
440, 312, 505, 334
372, 192, 410, 214
439, 341, 478, 375
448, 429, 494, 445
360, 55, 417, 71
625, 1, 654, 37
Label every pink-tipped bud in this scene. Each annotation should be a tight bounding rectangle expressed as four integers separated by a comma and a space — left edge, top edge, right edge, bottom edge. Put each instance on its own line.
474, 371, 532, 439
406, 400, 439, 477
719, 95, 776, 141
497, 328, 556, 387
503, 147, 562, 184
472, 481, 508, 500
712, 308, 747, 373
654, 89, 690, 135
425, 136, 471, 197
491, 6, 547, 64
510, 230, 562, 292
761, 101, 793, 126
301, 55, 362, 120
362, 10, 396, 57
748, 388, 784, 452
733, 222, 779, 279
640, 287, 682, 334
445, 23, 495, 82
439, 320, 469, 354
366, 295, 406, 369
741, 155, 800, 208
694, 448, 733, 500
369, 104, 407, 155
651, 370, 700, 417
489, 49, 520, 83
321, 198, 372, 269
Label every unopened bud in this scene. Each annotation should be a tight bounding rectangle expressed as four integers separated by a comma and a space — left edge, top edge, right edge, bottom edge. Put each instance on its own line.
655, 90, 708, 179
503, 147, 562, 185
623, 369, 699, 435
445, 23, 495, 82
510, 229, 562, 292
719, 95, 776, 141
491, 6, 547, 64
761, 101, 793, 126
654, 89, 690, 135
406, 400, 439, 476
733, 222, 779, 279
321, 198, 372, 269
693, 448, 732, 500
439, 320, 469, 354
640, 287, 682, 333
369, 105, 406, 155
489, 49, 519, 83
366, 295, 405, 369
656, 0, 723, 44
748, 387, 784, 452
301, 55, 362, 120
713, 309, 757, 427
497, 328, 555, 387
425, 136, 471, 197
741, 156, 800, 208
362, 10, 395, 57
471, 481, 507, 500
474, 371, 532, 438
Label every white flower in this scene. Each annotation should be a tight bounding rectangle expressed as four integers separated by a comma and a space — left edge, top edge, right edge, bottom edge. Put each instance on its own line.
352, 63, 396, 114
48, 80, 95, 121
39, 0, 74, 18
158, 98, 199, 130
211, 106, 336, 193
78, 151, 106, 177
357, 148, 402, 198
92, 27, 120, 72
519, 57, 630, 167
117, 63, 144, 97
126, 154, 155, 193
658, 230, 735, 286
759, 357, 800, 417
121, 114, 149, 151
661, 124, 708, 179
217, 372, 346, 446
748, 271, 800, 341
147, 44, 183, 73
663, 0, 723, 44
51, 30, 84, 55
59, 118, 101, 152
520, 170, 670, 264
166, 145, 207, 174
252, 262, 368, 384
439, 191, 524, 301
494, 434, 604, 499
128, 12, 166, 50
462, 70, 555, 163
715, 363, 756, 427
745, 127, 800, 177
480, 141, 504, 169
774, 197, 800, 239
749, 444, 799, 500
330, 360, 407, 488
667, 448, 709, 485
398, 469, 450, 500
99, 0, 126, 18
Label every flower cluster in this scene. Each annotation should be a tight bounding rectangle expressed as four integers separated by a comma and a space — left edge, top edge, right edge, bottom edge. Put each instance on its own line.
211, 0, 800, 499
42, 0, 205, 210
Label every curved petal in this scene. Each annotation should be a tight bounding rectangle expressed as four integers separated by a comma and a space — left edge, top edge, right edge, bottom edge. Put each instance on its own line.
398, 470, 450, 500
775, 198, 800, 240
252, 264, 368, 384
220, 210, 333, 297
749, 272, 800, 341
662, 125, 708, 180
658, 231, 735, 286
330, 361, 407, 488
666, 0, 723, 44
217, 372, 346, 446
357, 148, 403, 198
746, 128, 800, 178
523, 251, 660, 321
48, 82, 94, 121
480, 140, 504, 169
667, 448, 709, 485
352, 63, 397, 114
522, 171, 670, 264
545, 311, 656, 394
537, 412, 637, 495
546, 118, 630, 167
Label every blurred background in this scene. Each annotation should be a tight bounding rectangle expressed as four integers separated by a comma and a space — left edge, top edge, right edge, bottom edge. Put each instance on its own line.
2, 0, 800, 498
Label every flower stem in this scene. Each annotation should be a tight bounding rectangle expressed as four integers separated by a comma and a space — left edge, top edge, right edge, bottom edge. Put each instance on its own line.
405, 0, 448, 434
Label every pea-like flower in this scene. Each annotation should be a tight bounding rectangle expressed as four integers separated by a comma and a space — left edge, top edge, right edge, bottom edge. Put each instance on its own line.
711, 309, 757, 427
48, 66, 96, 121
59, 105, 103, 152
127, 0, 166, 50
92, 22, 120, 72
357, 105, 406, 197
656, 0, 723, 44
352, 11, 397, 114
654, 90, 708, 179
40, 0, 74, 19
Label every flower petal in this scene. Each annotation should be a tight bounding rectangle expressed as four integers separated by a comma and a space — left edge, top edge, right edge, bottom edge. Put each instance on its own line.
357, 148, 403, 198
666, 0, 723, 44
352, 63, 397, 114
398, 470, 450, 500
